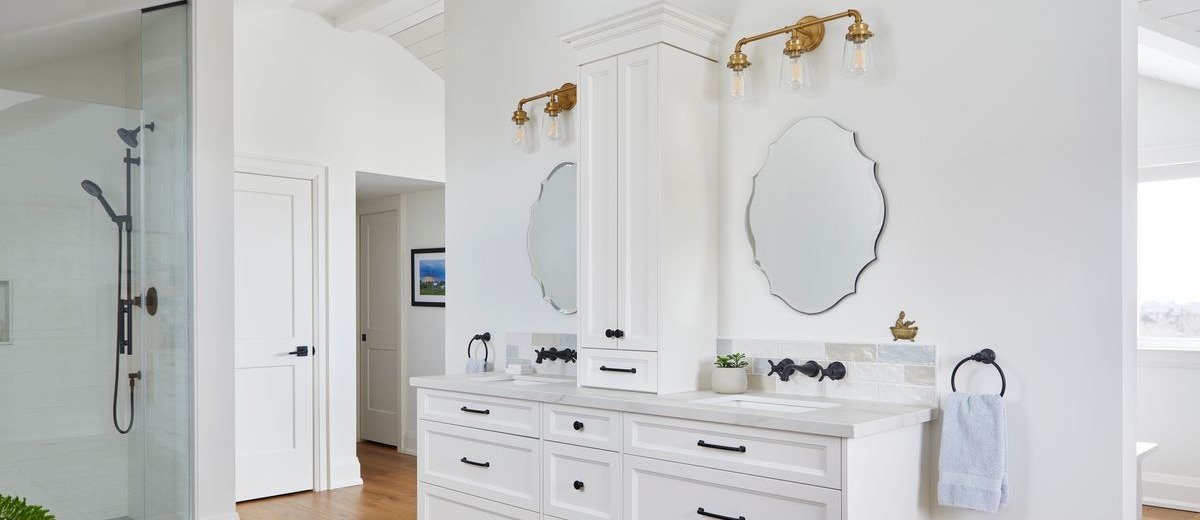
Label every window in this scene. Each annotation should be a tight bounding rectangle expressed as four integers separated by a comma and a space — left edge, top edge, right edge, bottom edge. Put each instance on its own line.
1138, 177, 1200, 348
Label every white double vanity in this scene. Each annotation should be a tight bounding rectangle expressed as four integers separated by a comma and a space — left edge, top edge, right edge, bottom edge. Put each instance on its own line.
413, 4, 933, 519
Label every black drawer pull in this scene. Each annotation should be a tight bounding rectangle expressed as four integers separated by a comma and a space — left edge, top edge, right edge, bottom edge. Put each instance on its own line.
598, 366, 637, 374
573, 420, 585, 431
460, 457, 490, 468
573, 480, 585, 491
697, 440, 746, 453
460, 406, 491, 415
697, 507, 745, 520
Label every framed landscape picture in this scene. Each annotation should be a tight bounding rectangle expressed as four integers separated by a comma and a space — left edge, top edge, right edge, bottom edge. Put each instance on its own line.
412, 248, 446, 307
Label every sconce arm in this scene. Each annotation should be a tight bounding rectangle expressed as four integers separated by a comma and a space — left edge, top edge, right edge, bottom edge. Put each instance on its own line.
516, 83, 578, 112
733, 9, 863, 54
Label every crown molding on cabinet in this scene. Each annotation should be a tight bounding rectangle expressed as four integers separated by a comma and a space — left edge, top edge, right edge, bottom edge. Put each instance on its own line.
560, 2, 729, 65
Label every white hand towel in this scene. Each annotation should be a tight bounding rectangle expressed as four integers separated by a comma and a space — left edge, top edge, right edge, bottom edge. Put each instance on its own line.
938, 393, 1008, 512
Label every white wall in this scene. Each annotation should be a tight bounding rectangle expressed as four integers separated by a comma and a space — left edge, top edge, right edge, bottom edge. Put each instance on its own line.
1137, 77, 1200, 511
0, 44, 138, 108
446, 1, 1133, 518
400, 188, 445, 451
234, 6, 444, 489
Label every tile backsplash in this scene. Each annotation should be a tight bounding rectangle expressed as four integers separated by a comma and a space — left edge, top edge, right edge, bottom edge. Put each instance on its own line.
718, 337, 940, 407
506, 331, 578, 376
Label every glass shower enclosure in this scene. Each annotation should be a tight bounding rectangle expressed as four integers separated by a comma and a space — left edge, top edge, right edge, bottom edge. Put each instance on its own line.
0, 3, 192, 520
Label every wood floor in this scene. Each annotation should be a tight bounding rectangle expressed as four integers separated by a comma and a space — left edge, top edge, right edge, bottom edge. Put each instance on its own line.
237, 442, 417, 520
237, 442, 1197, 520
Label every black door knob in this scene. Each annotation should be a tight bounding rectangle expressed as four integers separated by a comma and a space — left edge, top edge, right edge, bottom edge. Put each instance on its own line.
573, 421, 584, 431
573, 480, 585, 491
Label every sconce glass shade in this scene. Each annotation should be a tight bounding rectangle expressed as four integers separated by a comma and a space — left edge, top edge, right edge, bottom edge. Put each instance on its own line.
729, 69, 749, 101
779, 53, 812, 92
842, 39, 874, 76
512, 122, 532, 150
543, 113, 563, 141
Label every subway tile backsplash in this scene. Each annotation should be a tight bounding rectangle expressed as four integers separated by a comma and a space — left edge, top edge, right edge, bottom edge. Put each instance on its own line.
720, 337, 939, 407
505, 331, 577, 376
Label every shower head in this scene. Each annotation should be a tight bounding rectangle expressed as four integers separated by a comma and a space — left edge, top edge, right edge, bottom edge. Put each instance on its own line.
117, 127, 141, 148
81, 180, 120, 224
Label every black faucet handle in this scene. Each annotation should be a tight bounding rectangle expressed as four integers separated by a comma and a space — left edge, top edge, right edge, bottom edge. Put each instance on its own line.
821, 361, 847, 382
767, 358, 795, 381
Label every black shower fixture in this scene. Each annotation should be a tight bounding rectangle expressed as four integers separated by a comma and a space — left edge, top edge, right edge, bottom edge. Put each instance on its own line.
80, 180, 126, 226
116, 122, 155, 148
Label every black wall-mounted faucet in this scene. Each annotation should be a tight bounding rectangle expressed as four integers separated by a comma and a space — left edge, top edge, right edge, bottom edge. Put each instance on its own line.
535, 347, 577, 364
767, 358, 847, 382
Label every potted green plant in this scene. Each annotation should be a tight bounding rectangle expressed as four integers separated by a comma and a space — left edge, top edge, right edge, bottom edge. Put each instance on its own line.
0, 495, 55, 520
712, 353, 749, 394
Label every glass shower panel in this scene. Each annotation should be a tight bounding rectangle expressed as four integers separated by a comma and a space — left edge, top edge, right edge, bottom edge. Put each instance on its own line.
0, 4, 192, 520
134, 5, 191, 520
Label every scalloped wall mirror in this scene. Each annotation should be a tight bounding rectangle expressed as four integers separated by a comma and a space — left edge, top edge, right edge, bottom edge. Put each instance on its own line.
528, 162, 577, 314
747, 117, 884, 314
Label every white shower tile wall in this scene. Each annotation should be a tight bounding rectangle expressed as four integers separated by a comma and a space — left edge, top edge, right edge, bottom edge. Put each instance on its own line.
505, 331, 578, 376
718, 338, 939, 407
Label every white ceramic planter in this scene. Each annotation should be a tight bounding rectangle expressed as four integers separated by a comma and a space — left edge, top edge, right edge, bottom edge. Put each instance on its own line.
711, 367, 748, 394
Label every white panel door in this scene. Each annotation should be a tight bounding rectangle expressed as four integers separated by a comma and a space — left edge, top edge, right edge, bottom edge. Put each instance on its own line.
578, 56, 620, 350
358, 210, 400, 446
616, 46, 659, 351
234, 173, 315, 501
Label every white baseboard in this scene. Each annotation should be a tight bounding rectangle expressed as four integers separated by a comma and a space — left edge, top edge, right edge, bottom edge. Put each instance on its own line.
200, 513, 241, 520
330, 454, 362, 490
330, 477, 365, 490
1144, 471, 1200, 512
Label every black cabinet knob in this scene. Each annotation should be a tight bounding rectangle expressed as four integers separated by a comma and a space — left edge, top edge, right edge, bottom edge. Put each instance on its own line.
613, 329, 625, 339
604, 329, 615, 338
573, 420, 584, 431
573, 480, 585, 491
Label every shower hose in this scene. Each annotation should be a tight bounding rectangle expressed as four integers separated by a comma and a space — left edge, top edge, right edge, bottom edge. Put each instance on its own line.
113, 226, 135, 435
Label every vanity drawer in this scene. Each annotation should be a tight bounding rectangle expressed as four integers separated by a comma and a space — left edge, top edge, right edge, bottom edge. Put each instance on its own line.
417, 420, 541, 511
578, 348, 658, 393
417, 388, 540, 437
543, 403, 622, 451
625, 455, 841, 520
544, 442, 621, 520
623, 413, 842, 489
418, 482, 540, 520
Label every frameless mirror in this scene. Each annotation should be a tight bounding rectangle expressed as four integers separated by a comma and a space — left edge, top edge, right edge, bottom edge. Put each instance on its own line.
748, 117, 884, 314
528, 162, 577, 314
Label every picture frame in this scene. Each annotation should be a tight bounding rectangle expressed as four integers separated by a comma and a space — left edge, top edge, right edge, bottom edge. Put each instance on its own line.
0, 280, 10, 345
411, 248, 446, 307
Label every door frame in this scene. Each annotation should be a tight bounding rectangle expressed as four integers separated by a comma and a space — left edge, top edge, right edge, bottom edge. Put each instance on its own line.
233, 154, 333, 491
356, 195, 412, 455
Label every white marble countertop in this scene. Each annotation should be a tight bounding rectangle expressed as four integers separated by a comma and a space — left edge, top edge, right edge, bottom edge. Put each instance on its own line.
410, 373, 937, 438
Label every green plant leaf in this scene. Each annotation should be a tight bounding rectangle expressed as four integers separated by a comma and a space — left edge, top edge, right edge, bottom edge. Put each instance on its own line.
0, 495, 56, 520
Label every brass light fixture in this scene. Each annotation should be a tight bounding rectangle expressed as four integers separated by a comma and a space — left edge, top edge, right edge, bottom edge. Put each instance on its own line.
511, 82, 577, 149
727, 9, 875, 100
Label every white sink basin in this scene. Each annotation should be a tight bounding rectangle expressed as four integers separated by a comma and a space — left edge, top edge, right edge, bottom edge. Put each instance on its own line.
691, 394, 841, 414
474, 375, 573, 386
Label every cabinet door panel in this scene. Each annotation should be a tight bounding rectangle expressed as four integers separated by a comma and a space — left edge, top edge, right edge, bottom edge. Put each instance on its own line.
578, 56, 620, 350
616, 46, 659, 351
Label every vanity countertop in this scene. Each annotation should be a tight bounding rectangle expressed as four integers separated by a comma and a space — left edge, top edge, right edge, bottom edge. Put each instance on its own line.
410, 373, 936, 439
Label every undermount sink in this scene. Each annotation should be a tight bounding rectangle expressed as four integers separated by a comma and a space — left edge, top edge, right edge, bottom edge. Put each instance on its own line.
691, 394, 841, 414
474, 375, 573, 386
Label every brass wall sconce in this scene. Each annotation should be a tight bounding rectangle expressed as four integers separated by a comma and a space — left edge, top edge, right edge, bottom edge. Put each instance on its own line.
511, 82, 577, 149
727, 9, 875, 100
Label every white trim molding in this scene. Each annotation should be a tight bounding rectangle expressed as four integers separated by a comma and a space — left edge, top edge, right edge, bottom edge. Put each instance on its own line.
560, 1, 729, 64
1144, 471, 1200, 513
1137, 347, 1200, 369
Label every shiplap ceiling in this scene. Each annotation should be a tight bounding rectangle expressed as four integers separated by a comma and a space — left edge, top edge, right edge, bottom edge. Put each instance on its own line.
287, 0, 444, 77
1141, 0, 1200, 33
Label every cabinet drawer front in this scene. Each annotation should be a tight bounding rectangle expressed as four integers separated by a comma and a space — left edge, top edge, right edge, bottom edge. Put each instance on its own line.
625, 455, 841, 520
543, 404, 622, 451
578, 349, 658, 393
624, 413, 842, 488
544, 442, 622, 520
418, 482, 540, 520
418, 388, 540, 437
417, 420, 540, 510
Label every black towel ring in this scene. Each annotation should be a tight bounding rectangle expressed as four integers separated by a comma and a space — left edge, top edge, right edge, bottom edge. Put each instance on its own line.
466, 332, 491, 363
950, 348, 1006, 397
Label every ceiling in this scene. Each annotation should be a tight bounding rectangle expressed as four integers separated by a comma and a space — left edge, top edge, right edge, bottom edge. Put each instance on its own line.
356, 171, 442, 201
1140, 1, 1200, 91
1141, 0, 1200, 33
285, 0, 445, 77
